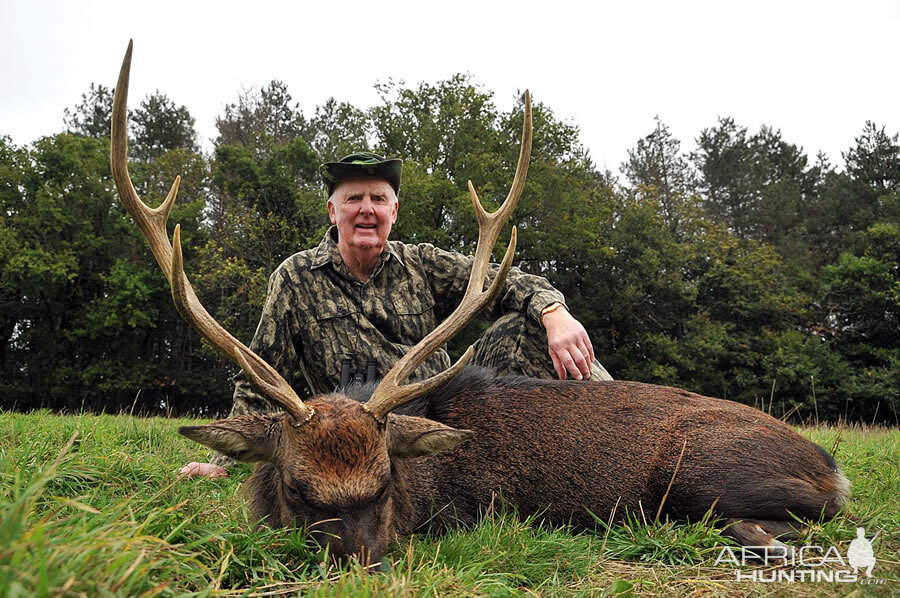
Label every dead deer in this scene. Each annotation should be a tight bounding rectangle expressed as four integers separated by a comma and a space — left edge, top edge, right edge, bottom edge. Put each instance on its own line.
111, 41, 850, 568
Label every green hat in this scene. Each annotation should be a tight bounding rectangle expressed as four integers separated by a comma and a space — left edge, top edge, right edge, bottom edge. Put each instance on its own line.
319, 152, 402, 197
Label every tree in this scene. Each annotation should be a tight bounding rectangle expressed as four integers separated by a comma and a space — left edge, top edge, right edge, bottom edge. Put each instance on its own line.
0, 124, 223, 414
84, 140, 220, 414
215, 81, 309, 156
0, 137, 34, 385
131, 91, 199, 160
371, 75, 500, 184
818, 213, 900, 422
308, 98, 371, 160
64, 84, 198, 161
201, 126, 324, 378
0, 133, 121, 409
622, 116, 696, 235
822, 210, 899, 346
63, 83, 114, 139
843, 121, 900, 227
692, 117, 755, 237
692, 118, 819, 266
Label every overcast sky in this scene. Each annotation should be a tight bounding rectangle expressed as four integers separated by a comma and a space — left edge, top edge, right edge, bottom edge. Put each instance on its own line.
2, 0, 898, 175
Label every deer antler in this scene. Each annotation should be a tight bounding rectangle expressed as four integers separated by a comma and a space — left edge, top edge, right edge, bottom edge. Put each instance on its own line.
363, 92, 532, 422
110, 41, 313, 425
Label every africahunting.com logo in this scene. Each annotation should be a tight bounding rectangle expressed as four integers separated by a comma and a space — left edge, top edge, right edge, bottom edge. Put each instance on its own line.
714, 527, 885, 585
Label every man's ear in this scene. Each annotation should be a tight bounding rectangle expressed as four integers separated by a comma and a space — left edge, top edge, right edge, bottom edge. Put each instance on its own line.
179, 413, 284, 463
387, 414, 474, 459
327, 198, 337, 224
390, 197, 399, 223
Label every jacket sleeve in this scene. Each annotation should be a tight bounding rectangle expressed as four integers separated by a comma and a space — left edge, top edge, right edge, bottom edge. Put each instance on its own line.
232, 266, 303, 414
415, 243, 566, 323
211, 267, 301, 468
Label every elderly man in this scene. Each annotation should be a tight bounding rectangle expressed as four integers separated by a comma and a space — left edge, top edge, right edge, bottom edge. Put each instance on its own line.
182, 152, 611, 477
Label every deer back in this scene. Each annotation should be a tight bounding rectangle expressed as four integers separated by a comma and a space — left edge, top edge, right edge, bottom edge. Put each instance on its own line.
386, 367, 848, 532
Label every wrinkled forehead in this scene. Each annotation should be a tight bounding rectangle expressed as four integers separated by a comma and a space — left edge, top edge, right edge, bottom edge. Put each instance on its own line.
332, 176, 397, 201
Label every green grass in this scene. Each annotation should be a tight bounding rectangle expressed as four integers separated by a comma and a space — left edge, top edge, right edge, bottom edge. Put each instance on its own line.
1, 411, 897, 597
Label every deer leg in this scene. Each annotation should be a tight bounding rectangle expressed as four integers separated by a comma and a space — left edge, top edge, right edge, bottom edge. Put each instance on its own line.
723, 519, 803, 561
753, 519, 805, 540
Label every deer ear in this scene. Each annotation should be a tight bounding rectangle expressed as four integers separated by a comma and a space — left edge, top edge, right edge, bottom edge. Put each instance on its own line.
387, 414, 474, 459
179, 413, 284, 463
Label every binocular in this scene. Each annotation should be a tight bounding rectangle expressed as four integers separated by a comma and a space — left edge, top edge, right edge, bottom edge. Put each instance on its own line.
340, 357, 379, 388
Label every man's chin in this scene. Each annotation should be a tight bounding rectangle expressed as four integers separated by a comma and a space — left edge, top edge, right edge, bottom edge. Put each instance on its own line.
351, 231, 383, 244
350, 237, 385, 250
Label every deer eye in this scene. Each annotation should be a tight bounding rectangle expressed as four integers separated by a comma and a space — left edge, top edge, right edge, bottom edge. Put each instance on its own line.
284, 483, 306, 503
373, 485, 390, 504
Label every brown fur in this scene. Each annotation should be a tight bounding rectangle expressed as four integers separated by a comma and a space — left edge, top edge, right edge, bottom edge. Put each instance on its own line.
180, 369, 850, 566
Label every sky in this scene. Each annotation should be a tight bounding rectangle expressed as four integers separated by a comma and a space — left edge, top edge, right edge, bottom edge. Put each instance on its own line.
2, 0, 898, 175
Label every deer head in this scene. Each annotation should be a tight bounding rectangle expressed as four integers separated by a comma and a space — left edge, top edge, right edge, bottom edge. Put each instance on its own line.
110, 41, 532, 566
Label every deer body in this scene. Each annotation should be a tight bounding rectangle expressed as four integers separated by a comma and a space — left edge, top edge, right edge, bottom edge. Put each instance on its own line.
404, 369, 848, 531
182, 367, 849, 565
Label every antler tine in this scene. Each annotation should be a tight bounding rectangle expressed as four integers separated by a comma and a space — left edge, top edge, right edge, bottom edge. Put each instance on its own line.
111, 41, 313, 425
363, 92, 532, 422
465, 91, 532, 295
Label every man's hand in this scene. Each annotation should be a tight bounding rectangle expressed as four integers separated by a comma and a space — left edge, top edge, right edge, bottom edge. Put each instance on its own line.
542, 306, 595, 381
179, 462, 228, 479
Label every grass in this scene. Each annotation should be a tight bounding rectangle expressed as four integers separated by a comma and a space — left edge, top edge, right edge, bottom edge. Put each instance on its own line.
0, 410, 897, 597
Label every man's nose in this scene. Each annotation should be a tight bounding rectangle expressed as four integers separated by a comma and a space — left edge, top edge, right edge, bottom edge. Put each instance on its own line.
359, 198, 375, 215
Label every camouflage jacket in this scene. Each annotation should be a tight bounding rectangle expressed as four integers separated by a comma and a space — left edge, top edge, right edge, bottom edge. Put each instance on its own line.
231, 226, 565, 411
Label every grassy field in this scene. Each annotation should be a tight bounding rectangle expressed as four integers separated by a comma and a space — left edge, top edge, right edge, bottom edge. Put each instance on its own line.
1, 410, 897, 597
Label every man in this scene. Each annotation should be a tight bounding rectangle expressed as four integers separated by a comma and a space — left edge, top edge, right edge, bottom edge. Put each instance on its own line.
182, 152, 611, 478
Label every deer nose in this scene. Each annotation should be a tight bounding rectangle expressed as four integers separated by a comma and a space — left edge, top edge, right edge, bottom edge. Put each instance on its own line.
336, 515, 383, 565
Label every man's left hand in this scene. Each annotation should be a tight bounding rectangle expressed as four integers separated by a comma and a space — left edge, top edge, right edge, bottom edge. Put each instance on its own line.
542, 307, 594, 381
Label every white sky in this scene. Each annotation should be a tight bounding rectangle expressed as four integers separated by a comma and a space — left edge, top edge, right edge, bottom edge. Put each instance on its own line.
2, 0, 898, 174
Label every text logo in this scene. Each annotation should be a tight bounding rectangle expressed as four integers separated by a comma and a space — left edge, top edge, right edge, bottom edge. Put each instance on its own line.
713, 527, 884, 585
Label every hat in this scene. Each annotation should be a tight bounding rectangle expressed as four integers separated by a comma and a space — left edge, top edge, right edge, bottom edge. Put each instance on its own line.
319, 152, 402, 197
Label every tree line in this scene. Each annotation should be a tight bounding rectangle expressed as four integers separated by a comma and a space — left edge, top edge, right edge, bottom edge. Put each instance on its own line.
1, 76, 897, 423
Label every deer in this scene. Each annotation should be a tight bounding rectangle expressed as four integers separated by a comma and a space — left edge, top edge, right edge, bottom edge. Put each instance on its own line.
110, 41, 851, 569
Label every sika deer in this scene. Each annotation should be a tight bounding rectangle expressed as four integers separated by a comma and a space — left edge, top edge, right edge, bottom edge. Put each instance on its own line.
111, 41, 850, 568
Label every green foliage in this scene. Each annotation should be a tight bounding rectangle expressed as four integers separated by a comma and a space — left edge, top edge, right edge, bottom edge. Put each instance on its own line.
3, 75, 899, 423
691, 118, 818, 260
63, 83, 113, 139
622, 116, 697, 235
130, 91, 199, 160
823, 222, 900, 345
817, 219, 900, 422
0, 133, 118, 407
372, 75, 500, 181
390, 160, 460, 247
844, 122, 900, 211
309, 98, 372, 160
215, 80, 310, 155
0, 129, 227, 415
202, 133, 326, 381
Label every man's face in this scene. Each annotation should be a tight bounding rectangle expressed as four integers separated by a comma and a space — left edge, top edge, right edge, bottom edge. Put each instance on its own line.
328, 177, 398, 255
